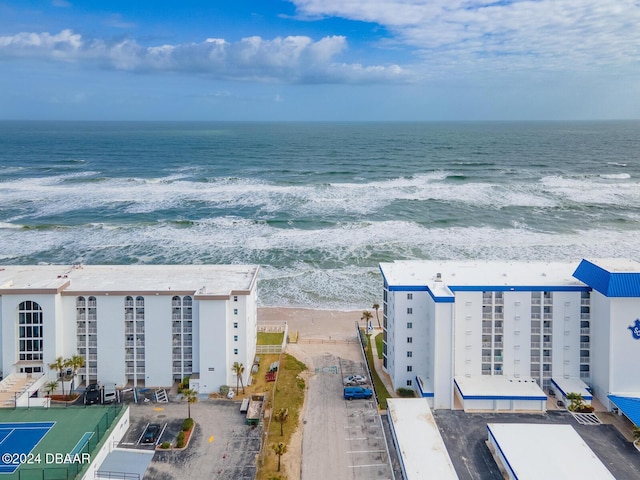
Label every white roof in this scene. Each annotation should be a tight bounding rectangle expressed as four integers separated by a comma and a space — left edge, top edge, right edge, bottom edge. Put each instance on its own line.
379, 259, 613, 288
487, 423, 615, 480
551, 377, 593, 400
455, 376, 546, 399
387, 398, 459, 480
0, 264, 259, 295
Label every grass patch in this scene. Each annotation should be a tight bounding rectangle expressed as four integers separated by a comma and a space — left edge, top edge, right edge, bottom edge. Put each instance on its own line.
362, 331, 392, 410
375, 333, 384, 360
256, 353, 307, 480
257, 332, 285, 345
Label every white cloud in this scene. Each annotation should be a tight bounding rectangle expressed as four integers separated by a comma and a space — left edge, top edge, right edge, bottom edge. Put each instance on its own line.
0, 30, 408, 84
290, 0, 640, 75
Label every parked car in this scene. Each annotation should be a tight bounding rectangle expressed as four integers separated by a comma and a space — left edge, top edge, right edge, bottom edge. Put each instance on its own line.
84, 383, 101, 405
344, 386, 373, 400
143, 424, 161, 444
343, 374, 367, 386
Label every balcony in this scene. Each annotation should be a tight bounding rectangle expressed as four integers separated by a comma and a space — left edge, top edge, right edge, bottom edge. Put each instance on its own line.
494, 327, 504, 334
482, 328, 492, 334
531, 342, 541, 348
531, 298, 541, 305
581, 299, 590, 306
543, 342, 552, 348
580, 372, 590, 380
580, 313, 590, 320
482, 355, 492, 362
87, 314, 97, 321
580, 328, 590, 334
531, 356, 540, 363
543, 313, 553, 320
531, 313, 541, 319
543, 328, 553, 334
580, 357, 590, 363
580, 342, 590, 349
482, 313, 492, 320
531, 328, 541, 334
494, 342, 504, 348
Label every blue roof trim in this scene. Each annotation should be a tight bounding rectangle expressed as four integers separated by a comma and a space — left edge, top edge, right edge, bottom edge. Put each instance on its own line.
386, 284, 455, 302
462, 394, 548, 401
416, 376, 434, 398
387, 285, 429, 292
454, 379, 546, 401
550, 378, 592, 401
573, 259, 640, 297
487, 426, 519, 480
449, 285, 589, 292
608, 395, 640, 427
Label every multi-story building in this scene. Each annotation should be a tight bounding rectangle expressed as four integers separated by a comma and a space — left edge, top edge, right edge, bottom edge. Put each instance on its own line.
380, 258, 640, 413
0, 264, 259, 394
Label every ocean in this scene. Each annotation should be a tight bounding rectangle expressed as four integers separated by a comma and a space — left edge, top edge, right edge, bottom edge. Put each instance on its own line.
1, 121, 639, 309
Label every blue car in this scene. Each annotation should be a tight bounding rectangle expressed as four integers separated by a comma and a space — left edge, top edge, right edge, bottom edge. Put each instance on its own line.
343, 386, 373, 400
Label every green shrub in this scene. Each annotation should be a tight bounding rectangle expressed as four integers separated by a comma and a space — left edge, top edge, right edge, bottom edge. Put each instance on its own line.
160, 441, 171, 449
397, 388, 415, 398
219, 385, 230, 396
182, 418, 194, 431
176, 431, 185, 449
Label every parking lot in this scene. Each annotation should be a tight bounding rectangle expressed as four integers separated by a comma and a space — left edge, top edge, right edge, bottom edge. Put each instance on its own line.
433, 409, 640, 480
118, 399, 261, 480
299, 346, 395, 480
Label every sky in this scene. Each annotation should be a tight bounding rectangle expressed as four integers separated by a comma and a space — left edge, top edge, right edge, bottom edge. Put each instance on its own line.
0, 0, 639, 121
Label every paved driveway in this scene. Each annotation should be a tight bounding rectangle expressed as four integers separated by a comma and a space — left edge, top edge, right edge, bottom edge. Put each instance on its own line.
300, 347, 395, 480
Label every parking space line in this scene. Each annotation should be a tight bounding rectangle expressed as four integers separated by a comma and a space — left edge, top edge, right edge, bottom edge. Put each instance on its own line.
136, 422, 149, 445
347, 450, 387, 454
348, 463, 389, 468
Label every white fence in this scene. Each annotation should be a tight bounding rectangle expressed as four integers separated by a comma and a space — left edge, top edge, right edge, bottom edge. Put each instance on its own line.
256, 321, 289, 353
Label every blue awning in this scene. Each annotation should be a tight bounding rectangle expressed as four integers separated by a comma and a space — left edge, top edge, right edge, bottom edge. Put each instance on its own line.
608, 395, 640, 427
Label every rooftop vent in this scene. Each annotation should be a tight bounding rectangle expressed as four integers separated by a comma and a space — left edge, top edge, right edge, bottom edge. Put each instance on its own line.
435, 272, 442, 282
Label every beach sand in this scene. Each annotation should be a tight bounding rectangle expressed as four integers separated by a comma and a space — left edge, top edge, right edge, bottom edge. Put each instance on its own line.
258, 306, 376, 340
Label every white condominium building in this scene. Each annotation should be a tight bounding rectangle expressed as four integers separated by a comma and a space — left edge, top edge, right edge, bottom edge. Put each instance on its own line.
0, 264, 259, 394
380, 258, 640, 414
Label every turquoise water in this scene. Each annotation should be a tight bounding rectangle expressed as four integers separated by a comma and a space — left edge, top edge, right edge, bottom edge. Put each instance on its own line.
1, 121, 639, 308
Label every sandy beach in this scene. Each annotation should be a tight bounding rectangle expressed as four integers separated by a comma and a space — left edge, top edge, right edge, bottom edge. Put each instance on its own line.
258, 306, 378, 340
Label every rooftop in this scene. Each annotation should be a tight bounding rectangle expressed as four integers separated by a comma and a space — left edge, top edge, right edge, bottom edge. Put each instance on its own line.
487, 423, 615, 480
380, 259, 591, 289
0, 264, 260, 296
387, 398, 459, 480
454, 375, 546, 400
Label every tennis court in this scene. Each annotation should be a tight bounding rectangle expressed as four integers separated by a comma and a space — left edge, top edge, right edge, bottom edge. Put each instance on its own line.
0, 422, 55, 474
0, 405, 124, 479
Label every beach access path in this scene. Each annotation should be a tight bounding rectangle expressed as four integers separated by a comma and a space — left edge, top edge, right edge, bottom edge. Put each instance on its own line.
258, 307, 400, 480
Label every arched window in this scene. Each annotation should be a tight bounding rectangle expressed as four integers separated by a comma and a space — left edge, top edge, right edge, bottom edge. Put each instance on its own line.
18, 301, 43, 361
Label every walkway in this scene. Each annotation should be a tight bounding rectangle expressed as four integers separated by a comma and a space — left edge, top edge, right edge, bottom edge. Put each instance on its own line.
368, 329, 396, 401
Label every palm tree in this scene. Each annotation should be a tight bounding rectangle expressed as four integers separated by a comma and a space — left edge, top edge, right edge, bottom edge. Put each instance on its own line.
361, 310, 373, 329
184, 389, 198, 418
44, 380, 59, 397
67, 354, 85, 392
232, 362, 245, 394
372, 303, 381, 329
633, 426, 640, 445
48, 357, 67, 397
566, 392, 585, 412
270, 442, 287, 472
273, 407, 289, 436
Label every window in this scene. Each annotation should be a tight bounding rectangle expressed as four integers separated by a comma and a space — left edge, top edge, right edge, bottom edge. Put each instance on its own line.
407, 366, 412, 372
407, 337, 413, 343
406, 380, 412, 386
233, 322, 238, 329
407, 351, 413, 358
407, 293, 413, 300
234, 348, 238, 355
18, 301, 44, 361
233, 308, 238, 315
407, 308, 413, 314
233, 335, 238, 342
407, 322, 413, 329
